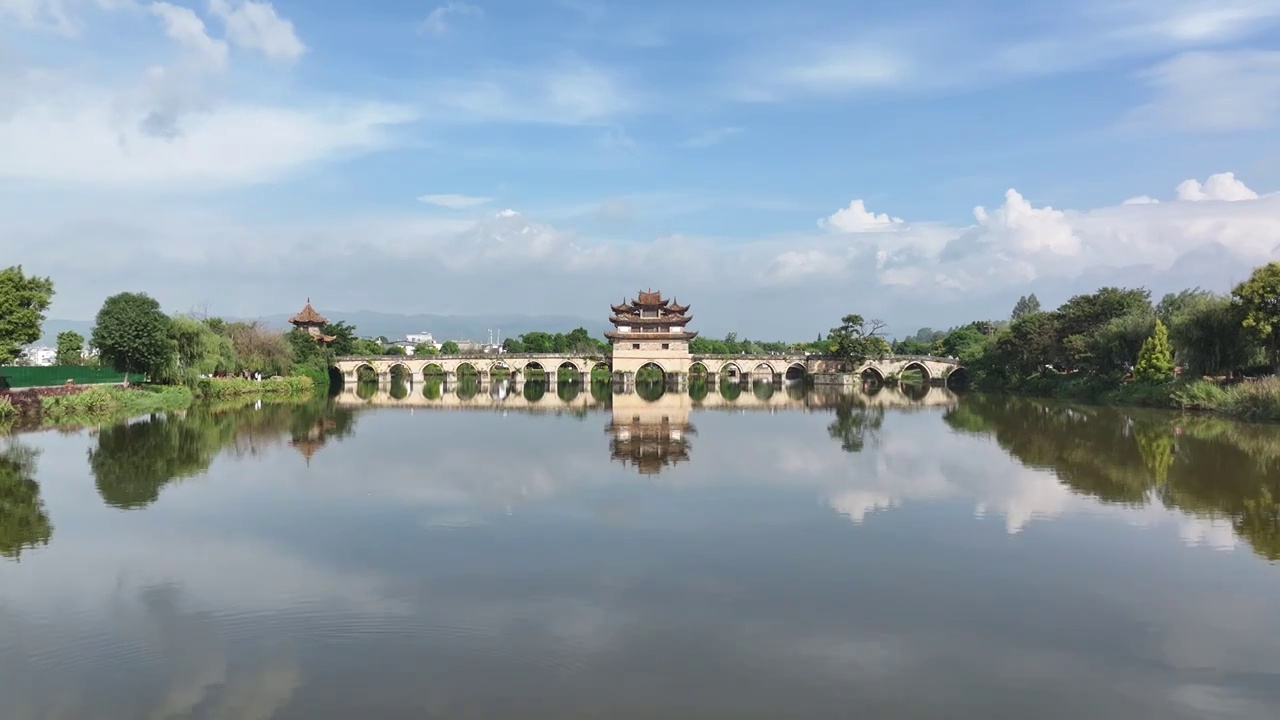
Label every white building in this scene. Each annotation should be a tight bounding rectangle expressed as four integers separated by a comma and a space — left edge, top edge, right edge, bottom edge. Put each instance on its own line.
20, 346, 57, 366
405, 332, 437, 349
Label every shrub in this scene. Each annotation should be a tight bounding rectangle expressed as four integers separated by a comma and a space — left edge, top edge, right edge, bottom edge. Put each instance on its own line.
193, 375, 314, 399
1170, 379, 1229, 411
292, 364, 329, 389
1222, 376, 1280, 423
0, 395, 14, 418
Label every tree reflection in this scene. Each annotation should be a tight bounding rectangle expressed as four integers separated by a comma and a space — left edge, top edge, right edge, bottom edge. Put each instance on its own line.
948, 395, 1280, 560
826, 400, 885, 453
89, 399, 358, 509
523, 380, 546, 403
557, 381, 580, 403
0, 440, 51, 560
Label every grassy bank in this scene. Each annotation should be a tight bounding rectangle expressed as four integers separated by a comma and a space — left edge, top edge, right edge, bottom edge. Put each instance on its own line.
2, 376, 316, 432
193, 376, 314, 399
989, 372, 1280, 423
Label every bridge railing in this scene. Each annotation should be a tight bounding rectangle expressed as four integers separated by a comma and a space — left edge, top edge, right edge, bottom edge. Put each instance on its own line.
334, 353, 609, 362
689, 353, 961, 365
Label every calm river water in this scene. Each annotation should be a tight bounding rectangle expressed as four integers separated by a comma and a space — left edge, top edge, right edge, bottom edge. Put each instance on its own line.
2, 381, 1279, 719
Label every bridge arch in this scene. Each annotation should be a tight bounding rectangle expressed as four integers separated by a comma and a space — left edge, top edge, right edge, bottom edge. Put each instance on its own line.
455, 361, 480, 377
719, 362, 743, 380
689, 361, 709, 377
421, 362, 445, 377
945, 365, 970, 388
860, 365, 886, 384
751, 362, 777, 381
557, 360, 582, 376
388, 362, 413, 382
784, 362, 806, 381
487, 359, 512, 378
900, 360, 932, 383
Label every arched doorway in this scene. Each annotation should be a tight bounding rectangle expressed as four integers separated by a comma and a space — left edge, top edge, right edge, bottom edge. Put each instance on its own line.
635, 362, 666, 402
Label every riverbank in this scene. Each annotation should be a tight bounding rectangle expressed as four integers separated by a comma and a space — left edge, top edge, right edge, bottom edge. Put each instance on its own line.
0, 376, 315, 431
987, 373, 1280, 423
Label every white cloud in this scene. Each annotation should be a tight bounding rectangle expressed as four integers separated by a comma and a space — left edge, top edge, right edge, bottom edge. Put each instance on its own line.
1174, 171, 1259, 201
149, 2, 228, 70
1123, 195, 1160, 205
4, 171, 1276, 336
732, 43, 911, 102
431, 60, 636, 124
682, 126, 742, 148
421, 1, 482, 36
1130, 50, 1280, 131
0, 0, 76, 34
208, 0, 306, 62
0, 0, 409, 186
418, 193, 494, 208
820, 199, 905, 233
0, 92, 414, 185
1099, 0, 1280, 43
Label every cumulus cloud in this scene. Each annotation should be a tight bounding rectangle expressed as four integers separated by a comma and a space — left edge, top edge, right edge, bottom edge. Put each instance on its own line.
1123, 195, 1160, 205
6, 172, 1276, 335
421, 1, 483, 36
820, 199, 905, 233
208, 0, 307, 62
1174, 171, 1260, 201
418, 193, 494, 208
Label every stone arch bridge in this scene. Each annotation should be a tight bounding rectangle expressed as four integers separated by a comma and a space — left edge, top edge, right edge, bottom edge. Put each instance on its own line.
331, 353, 966, 386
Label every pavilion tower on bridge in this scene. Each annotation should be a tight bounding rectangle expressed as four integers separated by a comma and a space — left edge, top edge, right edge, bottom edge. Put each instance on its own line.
605, 289, 696, 383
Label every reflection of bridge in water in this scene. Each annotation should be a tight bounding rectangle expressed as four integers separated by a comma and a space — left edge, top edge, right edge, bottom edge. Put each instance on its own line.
336, 380, 959, 475
333, 380, 959, 412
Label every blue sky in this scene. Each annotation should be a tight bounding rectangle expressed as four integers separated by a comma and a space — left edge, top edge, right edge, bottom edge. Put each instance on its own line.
1, 0, 1279, 337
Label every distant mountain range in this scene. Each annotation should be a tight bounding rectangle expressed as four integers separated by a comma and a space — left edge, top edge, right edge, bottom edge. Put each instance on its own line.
35, 311, 610, 347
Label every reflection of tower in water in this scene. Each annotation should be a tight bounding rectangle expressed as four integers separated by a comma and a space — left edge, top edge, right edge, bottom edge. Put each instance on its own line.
607, 392, 696, 475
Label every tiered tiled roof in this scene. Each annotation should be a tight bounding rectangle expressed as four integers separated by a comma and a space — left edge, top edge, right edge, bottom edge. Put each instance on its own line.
289, 299, 335, 344
607, 289, 696, 341
289, 299, 328, 326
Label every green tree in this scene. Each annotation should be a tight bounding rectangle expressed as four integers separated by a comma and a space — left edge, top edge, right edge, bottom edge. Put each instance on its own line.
938, 323, 991, 362
992, 311, 1059, 378
439, 340, 460, 355
55, 330, 85, 366
225, 322, 292, 377
1053, 287, 1152, 369
91, 292, 173, 382
0, 440, 52, 560
384, 345, 406, 356
1156, 288, 1214, 324
520, 331, 555, 353
321, 321, 359, 356
1167, 293, 1255, 377
1134, 318, 1175, 383
0, 265, 55, 365
1011, 293, 1041, 320
1088, 311, 1155, 376
1232, 262, 1280, 373
166, 316, 234, 383
826, 314, 888, 362
414, 342, 438, 356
